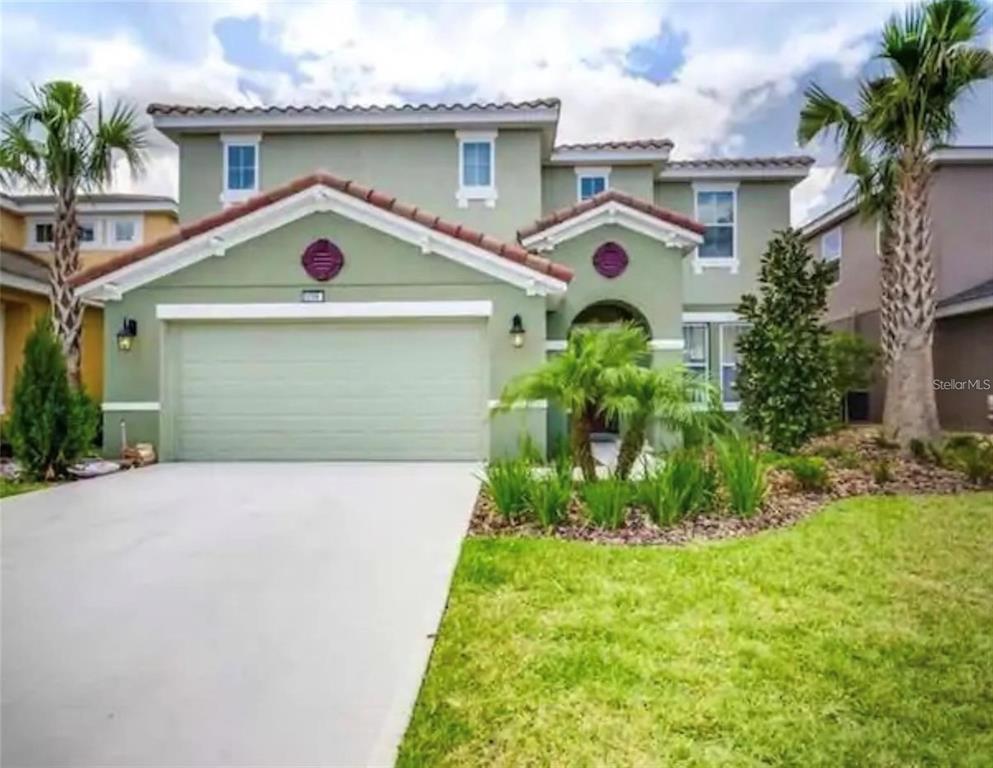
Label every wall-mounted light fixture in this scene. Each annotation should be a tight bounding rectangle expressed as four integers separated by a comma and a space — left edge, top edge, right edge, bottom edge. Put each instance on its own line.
116, 317, 137, 352
510, 314, 526, 348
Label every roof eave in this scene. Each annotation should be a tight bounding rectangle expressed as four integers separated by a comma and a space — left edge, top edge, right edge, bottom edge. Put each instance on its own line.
547, 147, 673, 167
657, 167, 811, 182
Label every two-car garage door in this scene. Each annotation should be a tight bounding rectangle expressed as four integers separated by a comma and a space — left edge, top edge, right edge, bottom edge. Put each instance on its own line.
163, 319, 488, 461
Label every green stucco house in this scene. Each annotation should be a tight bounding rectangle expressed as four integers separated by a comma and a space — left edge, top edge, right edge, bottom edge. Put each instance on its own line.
74, 98, 812, 461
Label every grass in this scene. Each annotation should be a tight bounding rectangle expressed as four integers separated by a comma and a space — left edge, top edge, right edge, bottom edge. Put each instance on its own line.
399, 494, 993, 767
0, 478, 49, 499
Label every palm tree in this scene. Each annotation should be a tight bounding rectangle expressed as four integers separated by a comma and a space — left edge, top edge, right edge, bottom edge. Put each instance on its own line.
0, 81, 147, 387
499, 323, 649, 481
797, 0, 993, 444
602, 365, 715, 480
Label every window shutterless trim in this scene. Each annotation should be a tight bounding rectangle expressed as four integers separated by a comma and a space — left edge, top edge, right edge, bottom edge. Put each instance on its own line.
455, 129, 498, 208
574, 166, 611, 201
220, 133, 262, 205
691, 182, 739, 274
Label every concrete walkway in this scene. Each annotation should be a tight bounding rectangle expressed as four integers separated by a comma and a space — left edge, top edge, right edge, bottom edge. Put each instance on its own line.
1, 462, 479, 767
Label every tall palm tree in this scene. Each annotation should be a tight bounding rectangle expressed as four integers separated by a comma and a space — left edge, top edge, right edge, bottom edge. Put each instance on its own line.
602, 365, 715, 480
0, 81, 147, 387
797, 0, 993, 444
499, 323, 649, 481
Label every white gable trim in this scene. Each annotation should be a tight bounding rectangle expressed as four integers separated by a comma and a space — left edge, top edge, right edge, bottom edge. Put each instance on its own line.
521, 200, 704, 252
78, 184, 568, 300
156, 300, 493, 321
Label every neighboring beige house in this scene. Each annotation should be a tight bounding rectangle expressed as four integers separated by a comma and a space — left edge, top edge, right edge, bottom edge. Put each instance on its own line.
0, 193, 178, 410
801, 146, 993, 432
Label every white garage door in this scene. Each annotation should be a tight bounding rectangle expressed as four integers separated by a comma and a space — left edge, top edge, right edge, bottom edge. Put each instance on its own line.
164, 319, 488, 460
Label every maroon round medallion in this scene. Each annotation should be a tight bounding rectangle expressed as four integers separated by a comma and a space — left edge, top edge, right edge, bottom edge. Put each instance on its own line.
301, 239, 344, 281
592, 241, 628, 279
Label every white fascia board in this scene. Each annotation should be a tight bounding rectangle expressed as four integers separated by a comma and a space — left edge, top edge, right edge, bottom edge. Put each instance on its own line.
102, 401, 161, 411
78, 184, 568, 299
932, 146, 993, 165
156, 300, 493, 321
682, 311, 741, 323
0, 272, 49, 296
152, 108, 559, 133
17, 200, 178, 215
936, 294, 993, 318
550, 148, 672, 165
522, 201, 703, 250
799, 198, 858, 238
658, 167, 810, 181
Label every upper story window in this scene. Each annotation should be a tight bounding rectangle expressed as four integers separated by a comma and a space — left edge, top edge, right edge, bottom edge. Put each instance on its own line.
78, 222, 97, 243
821, 226, 842, 283
693, 183, 738, 272
110, 217, 141, 246
221, 134, 261, 204
27, 216, 140, 250
576, 167, 610, 201
33, 222, 54, 245
456, 130, 497, 208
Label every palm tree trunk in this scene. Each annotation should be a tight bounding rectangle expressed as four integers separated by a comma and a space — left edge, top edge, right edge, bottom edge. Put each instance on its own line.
570, 411, 597, 482
614, 419, 646, 480
883, 151, 940, 444
877, 220, 899, 373
51, 184, 84, 389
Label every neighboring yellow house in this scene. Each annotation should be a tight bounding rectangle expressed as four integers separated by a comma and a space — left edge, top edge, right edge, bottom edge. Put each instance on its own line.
0, 193, 178, 414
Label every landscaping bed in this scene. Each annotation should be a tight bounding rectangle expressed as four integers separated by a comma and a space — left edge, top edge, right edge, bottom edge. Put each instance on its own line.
470, 427, 986, 546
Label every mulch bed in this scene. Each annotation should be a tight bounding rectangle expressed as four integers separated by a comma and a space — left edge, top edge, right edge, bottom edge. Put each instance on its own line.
469, 427, 987, 546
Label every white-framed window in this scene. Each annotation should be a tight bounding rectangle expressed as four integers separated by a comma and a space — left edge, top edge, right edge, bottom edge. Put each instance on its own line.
719, 322, 748, 409
575, 167, 610, 201
109, 216, 142, 246
27, 217, 102, 249
682, 323, 709, 380
78, 220, 98, 243
32, 221, 54, 246
821, 225, 841, 283
220, 133, 261, 204
693, 182, 738, 272
455, 130, 497, 208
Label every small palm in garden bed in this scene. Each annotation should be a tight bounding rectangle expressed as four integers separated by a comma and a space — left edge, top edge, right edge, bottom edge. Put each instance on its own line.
579, 479, 632, 530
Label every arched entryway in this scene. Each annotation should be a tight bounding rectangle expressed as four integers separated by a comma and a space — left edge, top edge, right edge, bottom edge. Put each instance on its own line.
569, 300, 652, 437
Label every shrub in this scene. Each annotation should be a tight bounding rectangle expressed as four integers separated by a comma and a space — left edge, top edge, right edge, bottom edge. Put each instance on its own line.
779, 456, 831, 493
526, 472, 573, 528
873, 458, 893, 485
638, 450, 716, 526
945, 438, 993, 484
828, 331, 879, 420
7, 316, 99, 480
580, 479, 632, 529
715, 434, 767, 518
483, 458, 531, 521
735, 229, 839, 452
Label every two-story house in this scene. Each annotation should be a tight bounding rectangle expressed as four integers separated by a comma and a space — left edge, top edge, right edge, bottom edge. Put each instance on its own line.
801, 146, 993, 432
72, 98, 811, 460
0, 193, 177, 412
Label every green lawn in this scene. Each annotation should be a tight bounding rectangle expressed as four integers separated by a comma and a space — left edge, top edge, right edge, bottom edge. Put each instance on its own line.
399, 494, 993, 767
0, 478, 49, 499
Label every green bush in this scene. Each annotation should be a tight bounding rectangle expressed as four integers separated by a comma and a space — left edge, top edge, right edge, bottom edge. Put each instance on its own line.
580, 479, 632, 529
715, 434, 767, 518
873, 458, 894, 485
638, 450, 716, 526
779, 456, 831, 493
7, 316, 99, 480
945, 438, 993, 484
483, 458, 531, 521
526, 472, 573, 528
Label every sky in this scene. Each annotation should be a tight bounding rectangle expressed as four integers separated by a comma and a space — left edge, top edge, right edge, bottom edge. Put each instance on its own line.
2, 0, 992, 225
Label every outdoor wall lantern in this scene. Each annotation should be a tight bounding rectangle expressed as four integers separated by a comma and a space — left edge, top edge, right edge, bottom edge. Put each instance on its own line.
510, 314, 526, 348
116, 317, 138, 352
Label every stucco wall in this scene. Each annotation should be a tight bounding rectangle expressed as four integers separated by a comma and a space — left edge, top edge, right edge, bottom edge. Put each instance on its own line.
101, 210, 549, 457
931, 164, 993, 299
655, 180, 793, 305
817, 212, 880, 323
540, 165, 655, 214
1, 209, 26, 249
178, 130, 543, 242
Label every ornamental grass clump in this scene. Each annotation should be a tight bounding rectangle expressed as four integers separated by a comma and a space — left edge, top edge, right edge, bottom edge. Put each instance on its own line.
715, 434, 767, 518
945, 437, 993, 484
483, 458, 531, 521
526, 472, 573, 528
638, 450, 716, 526
580, 479, 632, 530
779, 456, 831, 493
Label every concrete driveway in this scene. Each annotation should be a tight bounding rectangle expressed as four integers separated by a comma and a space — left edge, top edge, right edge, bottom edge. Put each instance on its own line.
1, 462, 479, 767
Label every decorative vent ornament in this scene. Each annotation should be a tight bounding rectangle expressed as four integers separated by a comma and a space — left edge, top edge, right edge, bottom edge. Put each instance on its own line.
302, 239, 344, 281
592, 241, 628, 278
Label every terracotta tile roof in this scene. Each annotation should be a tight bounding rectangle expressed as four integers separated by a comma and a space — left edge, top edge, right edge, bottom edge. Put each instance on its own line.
665, 155, 815, 170
518, 190, 706, 241
72, 171, 574, 287
554, 138, 673, 151
147, 99, 560, 117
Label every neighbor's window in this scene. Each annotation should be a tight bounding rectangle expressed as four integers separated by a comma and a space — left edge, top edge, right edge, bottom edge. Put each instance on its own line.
78, 222, 97, 243
821, 226, 841, 283
112, 219, 138, 244
462, 141, 492, 187
226, 144, 257, 191
33, 222, 54, 245
682, 323, 709, 380
578, 174, 607, 201
695, 188, 736, 260
720, 323, 748, 406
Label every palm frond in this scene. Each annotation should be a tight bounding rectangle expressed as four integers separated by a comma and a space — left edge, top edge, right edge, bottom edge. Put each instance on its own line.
87, 99, 148, 188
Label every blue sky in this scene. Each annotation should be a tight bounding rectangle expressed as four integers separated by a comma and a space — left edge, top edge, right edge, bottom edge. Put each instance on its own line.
2, 1, 991, 223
